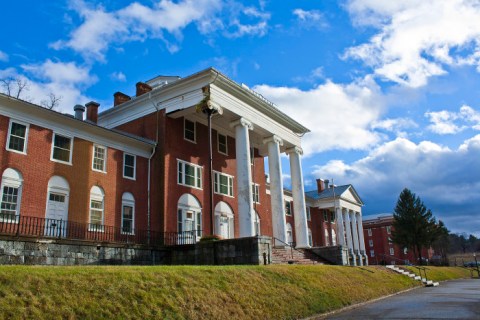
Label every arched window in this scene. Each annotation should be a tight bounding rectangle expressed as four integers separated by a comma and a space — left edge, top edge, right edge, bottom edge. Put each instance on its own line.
254, 211, 261, 236
45, 176, 70, 237
286, 223, 293, 244
177, 194, 202, 242
331, 228, 337, 246
214, 201, 234, 239
0, 168, 23, 222
121, 192, 135, 234
308, 228, 313, 247
89, 186, 104, 231
324, 228, 330, 246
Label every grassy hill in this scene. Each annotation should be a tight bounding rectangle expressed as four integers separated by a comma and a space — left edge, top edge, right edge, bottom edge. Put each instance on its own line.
0, 265, 471, 319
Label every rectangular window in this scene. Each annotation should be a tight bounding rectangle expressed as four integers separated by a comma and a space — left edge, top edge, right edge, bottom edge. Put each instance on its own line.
369, 239, 374, 247
285, 201, 292, 216
252, 183, 260, 203
51, 133, 72, 164
389, 247, 395, 256
122, 205, 134, 234
306, 206, 311, 221
92, 145, 107, 172
323, 210, 328, 221
330, 212, 335, 223
7, 120, 28, 154
250, 147, 254, 165
368, 228, 372, 236
184, 119, 195, 142
386, 226, 392, 234
177, 209, 183, 232
0, 186, 19, 221
214, 171, 234, 197
370, 250, 375, 257
89, 199, 104, 231
123, 153, 136, 179
218, 133, 227, 155
178, 160, 202, 189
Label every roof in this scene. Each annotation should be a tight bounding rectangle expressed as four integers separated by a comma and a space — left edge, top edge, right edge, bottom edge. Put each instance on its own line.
305, 184, 364, 205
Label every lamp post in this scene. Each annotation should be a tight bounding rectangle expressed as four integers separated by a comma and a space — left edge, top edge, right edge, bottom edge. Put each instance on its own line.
198, 98, 223, 236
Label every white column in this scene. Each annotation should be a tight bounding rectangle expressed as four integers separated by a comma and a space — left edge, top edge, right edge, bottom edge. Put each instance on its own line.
286, 146, 310, 248
264, 135, 287, 244
350, 210, 362, 266
344, 209, 356, 266
335, 207, 345, 246
230, 118, 255, 237
357, 211, 368, 266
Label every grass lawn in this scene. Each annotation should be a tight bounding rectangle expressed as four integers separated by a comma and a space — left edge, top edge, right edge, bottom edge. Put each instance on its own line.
0, 265, 471, 319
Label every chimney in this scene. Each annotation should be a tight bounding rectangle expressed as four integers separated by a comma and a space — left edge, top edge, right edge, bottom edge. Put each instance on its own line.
114, 91, 131, 107
136, 82, 153, 96
324, 179, 330, 189
85, 101, 100, 123
316, 179, 325, 193
74, 104, 85, 120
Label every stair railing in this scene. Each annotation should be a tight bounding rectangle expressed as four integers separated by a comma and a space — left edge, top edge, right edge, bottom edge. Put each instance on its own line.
379, 253, 429, 282
273, 237, 300, 261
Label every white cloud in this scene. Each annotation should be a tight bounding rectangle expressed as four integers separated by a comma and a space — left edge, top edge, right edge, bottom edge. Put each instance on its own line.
311, 136, 480, 234
0, 50, 8, 62
52, 0, 269, 60
425, 105, 480, 134
1, 60, 96, 113
344, 0, 480, 87
110, 71, 126, 82
254, 76, 384, 155
293, 8, 328, 29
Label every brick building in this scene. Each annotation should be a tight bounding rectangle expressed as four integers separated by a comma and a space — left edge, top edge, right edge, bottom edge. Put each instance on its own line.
0, 68, 319, 249
362, 214, 433, 265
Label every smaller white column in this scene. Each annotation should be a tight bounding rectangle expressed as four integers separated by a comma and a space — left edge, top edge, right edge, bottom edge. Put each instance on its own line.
230, 118, 255, 237
343, 209, 356, 266
335, 207, 345, 246
357, 211, 368, 266
350, 210, 362, 266
286, 146, 310, 248
264, 135, 287, 244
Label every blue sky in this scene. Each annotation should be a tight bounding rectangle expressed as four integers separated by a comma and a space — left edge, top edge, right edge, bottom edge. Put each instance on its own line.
1, 0, 480, 236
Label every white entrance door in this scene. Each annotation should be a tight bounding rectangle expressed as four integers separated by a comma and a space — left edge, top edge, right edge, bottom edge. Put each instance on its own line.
219, 216, 229, 239
45, 192, 68, 237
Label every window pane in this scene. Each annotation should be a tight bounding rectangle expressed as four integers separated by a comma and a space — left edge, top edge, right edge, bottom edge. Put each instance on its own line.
122, 205, 133, 233
218, 134, 227, 153
124, 154, 135, 178
184, 120, 195, 141
53, 135, 71, 162
93, 146, 106, 171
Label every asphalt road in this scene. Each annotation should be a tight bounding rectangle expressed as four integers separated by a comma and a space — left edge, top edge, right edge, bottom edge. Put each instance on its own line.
326, 279, 480, 319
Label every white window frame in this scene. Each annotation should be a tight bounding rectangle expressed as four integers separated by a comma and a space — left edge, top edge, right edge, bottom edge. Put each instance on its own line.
252, 183, 260, 203
213, 171, 234, 197
123, 153, 136, 180
386, 226, 392, 234
370, 250, 375, 257
88, 187, 104, 232
285, 201, 292, 216
306, 206, 311, 221
389, 247, 395, 256
50, 133, 73, 165
184, 118, 196, 143
324, 228, 330, 246
6, 119, 29, 155
178, 159, 202, 190
369, 239, 374, 247
217, 133, 228, 155
308, 228, 313, 247
92, 144, 107, 173
368, 228, 372, 236
0, 169, 23, 223
121, 193, 135, 235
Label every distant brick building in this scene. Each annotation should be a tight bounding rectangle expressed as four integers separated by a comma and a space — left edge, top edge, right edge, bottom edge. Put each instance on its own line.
362, 214, 433, 265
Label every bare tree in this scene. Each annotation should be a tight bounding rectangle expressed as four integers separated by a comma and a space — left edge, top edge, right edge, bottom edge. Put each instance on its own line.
0, 77, 29, 99
41, 93, 62, 110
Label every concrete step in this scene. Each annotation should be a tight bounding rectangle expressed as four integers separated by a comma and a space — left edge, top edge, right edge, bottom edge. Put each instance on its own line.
414, 276, 421, 280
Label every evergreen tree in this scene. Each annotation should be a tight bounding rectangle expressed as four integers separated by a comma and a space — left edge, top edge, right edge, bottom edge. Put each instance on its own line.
392, 188, 439, 264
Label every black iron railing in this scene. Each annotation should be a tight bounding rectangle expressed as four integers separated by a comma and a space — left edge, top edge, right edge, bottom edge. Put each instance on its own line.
0, 214, 200, 247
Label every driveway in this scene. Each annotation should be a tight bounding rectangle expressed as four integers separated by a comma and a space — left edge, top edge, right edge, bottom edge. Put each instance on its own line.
326, 279, 480, 319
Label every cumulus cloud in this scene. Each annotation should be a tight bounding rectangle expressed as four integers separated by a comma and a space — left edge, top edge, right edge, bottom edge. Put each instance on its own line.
344, 0, 480, 87
253, 76, 384, 155
372, 117, 418, 137
311, 136, 480, 234
1, 60, 95, 113
425, 105, 480, 134
0, 50, 8, 62
110, 71, 126, 82
51, 0, 270, 60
